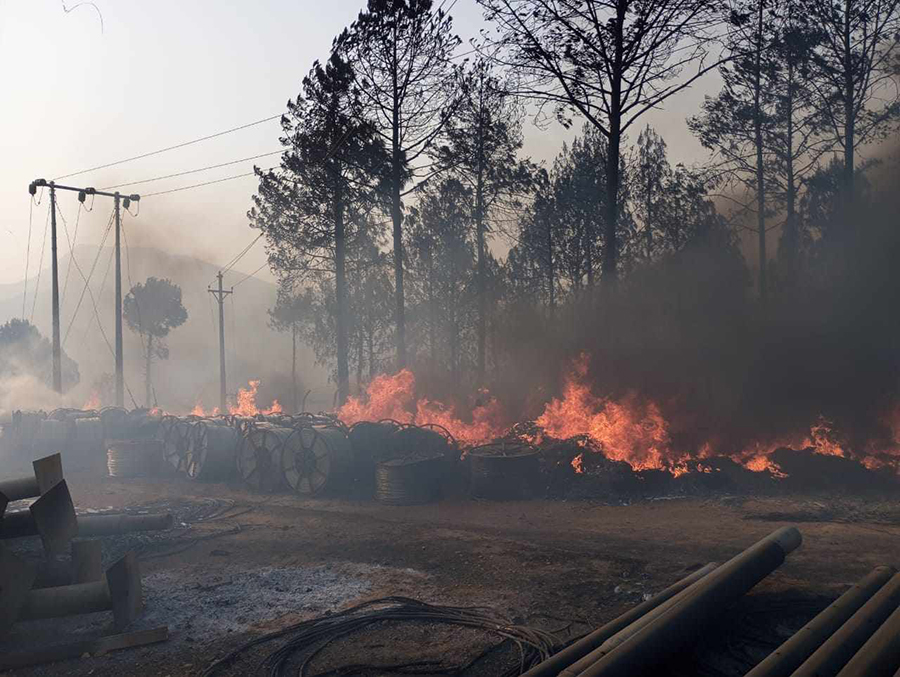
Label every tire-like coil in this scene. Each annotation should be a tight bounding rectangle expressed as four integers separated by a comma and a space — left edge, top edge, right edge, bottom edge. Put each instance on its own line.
374, 455, 443, 505
468, 442, 541, 500
107, 439, 164, 478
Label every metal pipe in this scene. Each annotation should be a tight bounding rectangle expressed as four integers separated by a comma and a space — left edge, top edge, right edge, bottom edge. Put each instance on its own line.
0, 453, 63, 501
0, 511, 173, 539
523, 563, 718, 677
744, 565, 896, 677
573, 527, 802, 677
835, 602, 900, 676
72, 540, 103, 583
16, 552, 141, 631
18, 580, 111, 620
0, 477, 38, 503
793, 572, 900, 677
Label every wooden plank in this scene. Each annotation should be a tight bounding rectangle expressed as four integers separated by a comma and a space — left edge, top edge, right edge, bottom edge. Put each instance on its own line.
0, 626, 168, 670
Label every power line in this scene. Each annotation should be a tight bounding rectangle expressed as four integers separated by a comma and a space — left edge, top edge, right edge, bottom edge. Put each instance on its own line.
22, 197, 34, 319
233, 261, 268, 288
30, 205, 51, 323
222, 234, 263, 275
141, 168, 272, 197
59, 200, 83, 305
62, 208, 115, 345
98, 150, 284, 190
53, 113, 282, 181
76, 243, 116, 352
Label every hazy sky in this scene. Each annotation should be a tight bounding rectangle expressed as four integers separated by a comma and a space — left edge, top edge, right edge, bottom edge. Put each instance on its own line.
0, 0, 716, 299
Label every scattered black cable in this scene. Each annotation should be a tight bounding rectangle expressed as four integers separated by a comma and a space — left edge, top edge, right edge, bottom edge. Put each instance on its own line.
53, 114, 282, 181
99, 150, 284, 190
200, 596, 563, 677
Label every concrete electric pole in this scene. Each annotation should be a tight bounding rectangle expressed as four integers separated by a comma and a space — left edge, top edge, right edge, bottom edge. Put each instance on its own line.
28, 179, 139, 404
208, 272, 233, 412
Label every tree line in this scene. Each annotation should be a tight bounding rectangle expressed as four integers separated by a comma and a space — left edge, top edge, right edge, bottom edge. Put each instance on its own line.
253, 0, 900, 406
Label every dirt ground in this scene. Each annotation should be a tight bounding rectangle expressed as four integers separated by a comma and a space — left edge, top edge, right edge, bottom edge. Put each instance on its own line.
3, 471, 900, 676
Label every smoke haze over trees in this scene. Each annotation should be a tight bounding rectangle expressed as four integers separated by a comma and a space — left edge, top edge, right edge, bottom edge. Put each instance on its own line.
238, 0, 900, 448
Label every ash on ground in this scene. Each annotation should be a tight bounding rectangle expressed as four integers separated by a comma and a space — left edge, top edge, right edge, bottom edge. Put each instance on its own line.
0, 561, 384, 657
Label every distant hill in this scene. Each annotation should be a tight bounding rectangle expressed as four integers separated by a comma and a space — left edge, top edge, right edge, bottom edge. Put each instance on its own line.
0, 245, 329, 412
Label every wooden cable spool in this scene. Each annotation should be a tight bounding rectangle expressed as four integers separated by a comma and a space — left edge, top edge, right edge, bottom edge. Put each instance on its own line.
237, 424, 292, 492
185, 420, 239, 481
281, 426, 353, 496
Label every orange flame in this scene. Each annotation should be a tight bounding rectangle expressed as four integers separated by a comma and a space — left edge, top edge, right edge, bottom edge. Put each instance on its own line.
535, 353, 683, 472
337, 370, 507, 446
571, 453, 584, 474
83, 391, 101, 410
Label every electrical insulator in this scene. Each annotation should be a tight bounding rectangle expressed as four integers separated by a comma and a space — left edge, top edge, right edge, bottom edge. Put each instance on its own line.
123, 197, 130, 209
78, 191, 86, 203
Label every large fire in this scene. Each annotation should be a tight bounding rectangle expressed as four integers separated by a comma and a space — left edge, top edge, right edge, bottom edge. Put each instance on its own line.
336, 353, 900, 477
188, 380, 282, 417
337, 370, 506, 446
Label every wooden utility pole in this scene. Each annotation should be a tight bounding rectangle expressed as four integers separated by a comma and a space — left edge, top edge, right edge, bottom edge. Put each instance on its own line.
29, 180, 139, 400
208, 272, 232, 412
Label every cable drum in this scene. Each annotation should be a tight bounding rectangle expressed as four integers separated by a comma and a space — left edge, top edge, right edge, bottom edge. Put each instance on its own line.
185, 420, 239, 481
33, 418, 74, 457
281, 425, 353, 496
107, 439, 164, 477
71, 417, 106, 470
468, 442, 542, 500
157, 416, 190, 472
99, 407, 128, 440
237, 423, 292, 492
375, 455, 444, 505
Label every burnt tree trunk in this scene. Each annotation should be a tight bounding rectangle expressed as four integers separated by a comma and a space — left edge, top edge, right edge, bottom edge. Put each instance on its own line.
334, 183, 349, 406
754, 0, 767, 301
475, 93, 487, 383
291, 322, 298, 413
842, 0, 856, 218
391, 34, 407, 371
144, 334, 153, 408
602, 1, 625, 285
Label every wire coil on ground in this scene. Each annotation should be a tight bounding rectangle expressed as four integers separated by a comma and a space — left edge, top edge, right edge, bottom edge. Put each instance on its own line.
375, 455, 443, 505
200, 596, 563, 677
469, 442, 542, 500
107, 439, 164, 478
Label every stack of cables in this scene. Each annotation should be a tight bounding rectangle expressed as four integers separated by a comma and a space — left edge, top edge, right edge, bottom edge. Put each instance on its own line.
107, 439, 163, 478
201, 596, 565, 677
